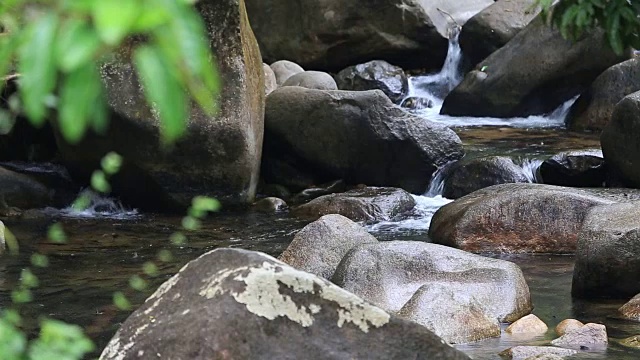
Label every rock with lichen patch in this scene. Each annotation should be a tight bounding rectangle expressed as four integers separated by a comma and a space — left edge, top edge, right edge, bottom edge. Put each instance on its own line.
100, 248, 470, 360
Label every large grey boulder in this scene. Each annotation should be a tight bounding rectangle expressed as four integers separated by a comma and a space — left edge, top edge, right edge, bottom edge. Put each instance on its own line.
335, 60, 409, 103
572, 201, 640, 299
441, 16, 626, 118
292, 187, 416, 224
100, 248, 470, 360
601, 91, 640, 188
56, 0, 264, 211
442, 156, 530, 199
282, 71, 337, 90
568, 58, 640, 131
430, 183, 640, 254
459, 0, 539, 67
539, 150, 606, 187
244, 0, 450, 71
278, 214, 378, 279
263, 87, 464, 193
332, 241, 532, 343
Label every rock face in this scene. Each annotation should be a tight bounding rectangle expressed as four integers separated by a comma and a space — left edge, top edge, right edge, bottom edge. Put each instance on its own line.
429, 183, 640, 254
499, 346, 578, 360
539, 150, 606, 187
263, 87, 464, 193
244, 0, 449, 71
270, 60, 304, 86
56, 0, 264, 211
0, 166, 52, 209
568, 58, 640, 131
441, 16, 626, 118
573, 201, 640, 299
459, 0, 539, 67
292, 187, 416, 224
282, 71, 338, 90
601, 91, 640, 188
332, 241, 532, 343
619, 293, 640, 321
442, 156, 530, 199
335, 61, 409, 103
278, 214, 378, 279
550, 323, 608, 350
100, 248, 470, 360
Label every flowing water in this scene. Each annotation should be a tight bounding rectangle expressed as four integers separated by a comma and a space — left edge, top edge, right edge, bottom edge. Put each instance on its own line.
1, 34, 638, 359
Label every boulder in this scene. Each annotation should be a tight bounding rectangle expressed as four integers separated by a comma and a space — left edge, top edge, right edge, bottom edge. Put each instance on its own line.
555, 319, 584, 336
573, 201, 640, 298
442, 156, 530, 199
282, 71, 338, 90
401, 97, 434, 110
278, 214, 378, 279
332, 242, 532, 341
0, 220, 5, 254
57, 0, 264, 211
0, 161, 77, 208
0, 166, 52, 210
539, 150, 606, 187
335, 60, 408, 103
263, 63, 278, 95
398, 283, 501, 343
601, 91, 640, 188
263, 87, 464, 193
459, 0, 539, 68
568, 58, 640, 131
292, 187, 416, 224
619, 293, 640, 321
100, 248, 470, 360
505, 314, 548, 335
429, 183, 640, 254
244, 0, 450, 71
499, 346, 578, 360
550, 323, 608, 350
441, 16, 627, 118
270, 60, 304, 86
619, 335, 640, 349
252, 197, 287, 213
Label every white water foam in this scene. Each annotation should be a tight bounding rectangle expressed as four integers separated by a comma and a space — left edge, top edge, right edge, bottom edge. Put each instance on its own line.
56, 190, 139, 219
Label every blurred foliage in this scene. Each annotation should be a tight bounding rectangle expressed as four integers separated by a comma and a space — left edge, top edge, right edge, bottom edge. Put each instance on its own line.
536, 0, 640, 55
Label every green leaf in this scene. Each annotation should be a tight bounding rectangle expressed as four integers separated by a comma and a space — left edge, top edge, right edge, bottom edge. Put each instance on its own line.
128, 275, 147, 291
18, 13, 59, 126
142, 261, 159, 277
0, 316, 27, 358
113, 291, 131, 311
181, 216, 200, 231
20, 268, 39, 288
91, 0, 141, 45
169, 232, 187, 246
72, 192, 91, 211
0, 34, 17, 92
608, 14, 624, 55
157, 249, 173, 262
134, 45, 187, 143
29, 318, 95, 360
11, 288, 32, 304
48, 223, 67, 244
91, 170, 111, 193
59, 62, 104, 144
31, 253, 49, 268
191, 196, 221, 213
101, 152, 123, 175
56, 19, 101, 72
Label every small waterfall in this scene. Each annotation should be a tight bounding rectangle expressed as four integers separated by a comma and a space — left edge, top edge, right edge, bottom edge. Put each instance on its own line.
425, 162, 455, 196
518, 158, 543, 183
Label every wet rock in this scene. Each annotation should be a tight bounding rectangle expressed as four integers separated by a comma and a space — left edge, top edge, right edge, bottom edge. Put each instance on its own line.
99, 248, 470, 360
263, 87, 464, 193
58, 0, 264, 211
332, 242, 532, 342
244, 0, 450, 71
550, 323, 608, 350
619, 293, 640, 321
398, 283, 501, 343
292, 187, 416, 224
282, 71, 338, 90
0, 166, 52, 209
539, 150, 606, 187
0, 161, 79, 207
499, 346, 578, 360
601, 91, 640, 188
279, 214, 377, 279
335, 61, 408, 103
290, 180, 347, 204
263, 63, 278, 95
573, 201, 640, 298
618, 335, 640, 349
270, 60, 304, 86
429, 184, 639, 254
523, 354, 564, 360
459, 0, 540, 68
252, 197, 287, 213
555, 319, 584, 336
401, 97, 434, 110
568, 58, 640, 131
505, 314, 548, 335
442, 16, 626, 118
442, 156, 530, 199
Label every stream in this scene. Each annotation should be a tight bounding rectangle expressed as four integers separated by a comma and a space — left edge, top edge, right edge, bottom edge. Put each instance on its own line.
0, 34, 638, 359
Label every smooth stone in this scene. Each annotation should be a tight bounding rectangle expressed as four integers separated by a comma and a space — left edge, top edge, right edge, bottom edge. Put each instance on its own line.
292, 187, 416, 224
539, 150, 606, 187
278, 214, 378, 279
499, 346, 578, 360
282, 71, 338, 90
555, 319, 584, 336
270, 60, 304, 86
550, 323, 608, 350
263, 63, 278, 95
505, 314, 548, 335
100, 248, 471, 360
252, 197, 288, 213
335, 60, 408, 103
618, 293, 640, 321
